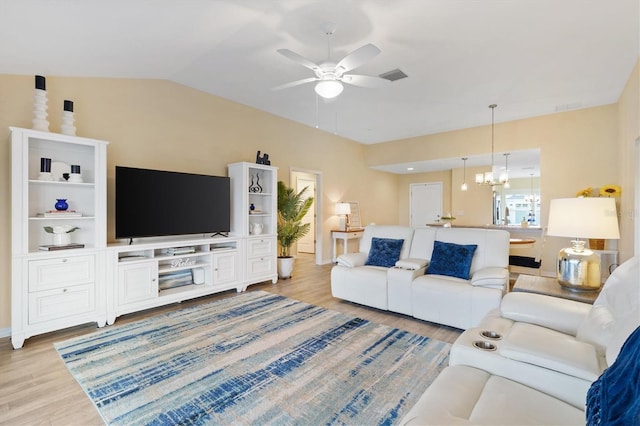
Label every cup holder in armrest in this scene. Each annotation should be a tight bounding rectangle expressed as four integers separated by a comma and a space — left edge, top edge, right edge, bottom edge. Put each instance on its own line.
480, 330, 502, 340
473, 340, 497, 351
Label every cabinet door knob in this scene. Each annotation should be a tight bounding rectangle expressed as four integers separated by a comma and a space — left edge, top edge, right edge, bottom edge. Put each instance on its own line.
61, 258, 68, 263
62, 288, 67, 293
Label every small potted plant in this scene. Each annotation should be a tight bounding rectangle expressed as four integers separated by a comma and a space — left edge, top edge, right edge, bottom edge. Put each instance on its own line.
277, 181, 313, 279
44, 225, 79, 246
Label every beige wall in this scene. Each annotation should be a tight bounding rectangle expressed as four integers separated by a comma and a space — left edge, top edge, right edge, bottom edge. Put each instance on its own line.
367, 72, 639, 274
0, 74, 399, 331
1, 58, 638, 332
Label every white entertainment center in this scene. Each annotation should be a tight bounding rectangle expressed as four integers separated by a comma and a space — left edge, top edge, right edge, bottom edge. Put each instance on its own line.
10, 126, 278, 348
105, 236, 241, 325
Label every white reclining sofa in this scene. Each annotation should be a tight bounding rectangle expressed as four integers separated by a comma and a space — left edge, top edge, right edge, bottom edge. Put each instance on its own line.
401, 256, 640, 425
331, 225, 510, 329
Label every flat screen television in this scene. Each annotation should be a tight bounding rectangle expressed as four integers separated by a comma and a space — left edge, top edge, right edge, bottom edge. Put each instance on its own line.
115, 166, 230, 240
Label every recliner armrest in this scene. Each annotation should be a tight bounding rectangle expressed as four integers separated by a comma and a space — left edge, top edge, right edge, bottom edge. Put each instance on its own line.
501, 322, 602, 382
500, 292, 591, 336
336, 252, 368, 268
471, 267, 509, 289
395, 258, 428, 270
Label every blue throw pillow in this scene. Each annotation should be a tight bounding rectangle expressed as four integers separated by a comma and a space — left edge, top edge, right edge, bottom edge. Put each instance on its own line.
426, 240, 478, 280
365, 237, 405, 268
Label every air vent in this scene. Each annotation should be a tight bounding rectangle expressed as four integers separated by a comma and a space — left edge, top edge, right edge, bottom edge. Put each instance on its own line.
379, 68, 408, 82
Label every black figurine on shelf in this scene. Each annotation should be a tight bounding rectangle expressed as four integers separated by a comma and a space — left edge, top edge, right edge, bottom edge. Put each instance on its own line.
255, 150, 271, 165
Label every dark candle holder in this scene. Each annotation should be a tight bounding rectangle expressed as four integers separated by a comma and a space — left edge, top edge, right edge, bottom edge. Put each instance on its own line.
40, 157, 51, 173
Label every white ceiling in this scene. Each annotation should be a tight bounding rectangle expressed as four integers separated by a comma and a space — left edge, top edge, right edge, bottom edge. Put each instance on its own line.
1, 1, 638, 175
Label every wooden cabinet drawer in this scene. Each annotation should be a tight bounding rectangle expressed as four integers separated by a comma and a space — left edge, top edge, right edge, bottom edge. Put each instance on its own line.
28, 255, 95, 292
28, 283, 95, 324
247, 238, 274, 257
247, 256, 275, 278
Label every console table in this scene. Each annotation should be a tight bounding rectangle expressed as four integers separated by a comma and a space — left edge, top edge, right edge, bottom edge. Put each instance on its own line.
513, 274, 600, 304
331, 229, 364, 262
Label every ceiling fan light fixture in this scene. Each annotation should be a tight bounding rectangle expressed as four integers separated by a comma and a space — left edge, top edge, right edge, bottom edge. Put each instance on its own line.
315, 80, 344, 99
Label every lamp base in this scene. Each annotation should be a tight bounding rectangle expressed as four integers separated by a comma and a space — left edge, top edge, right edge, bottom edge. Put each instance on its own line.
557, 245, 602, 291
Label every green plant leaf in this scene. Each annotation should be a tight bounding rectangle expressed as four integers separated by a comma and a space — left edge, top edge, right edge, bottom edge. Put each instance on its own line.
277, 181, 314, 257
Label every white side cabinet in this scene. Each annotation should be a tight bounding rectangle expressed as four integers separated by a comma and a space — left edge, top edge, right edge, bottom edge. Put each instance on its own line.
10, 127, 108, 349
228, 162, 278, 289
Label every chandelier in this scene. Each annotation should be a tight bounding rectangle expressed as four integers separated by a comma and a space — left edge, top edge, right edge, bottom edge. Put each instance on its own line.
476, 104, 509, 186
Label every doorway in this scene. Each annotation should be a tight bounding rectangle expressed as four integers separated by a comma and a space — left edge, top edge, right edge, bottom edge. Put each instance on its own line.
290, 168, 323, 265
410, 182, 443, 227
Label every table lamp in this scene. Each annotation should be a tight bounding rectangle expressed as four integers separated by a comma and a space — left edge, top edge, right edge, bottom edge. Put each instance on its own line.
335, 202, 351, 231
547, 197, 620, 291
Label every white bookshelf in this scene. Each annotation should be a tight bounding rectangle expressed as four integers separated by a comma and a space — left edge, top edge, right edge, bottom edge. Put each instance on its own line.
10, 127, 108, 349
228, 162, 278, 288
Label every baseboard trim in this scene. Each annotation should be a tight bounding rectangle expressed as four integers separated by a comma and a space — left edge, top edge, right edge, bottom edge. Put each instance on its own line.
0, 327, 10, 339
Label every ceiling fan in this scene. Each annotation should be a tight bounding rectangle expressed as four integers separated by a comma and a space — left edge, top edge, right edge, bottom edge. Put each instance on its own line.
274, 26, 389, 99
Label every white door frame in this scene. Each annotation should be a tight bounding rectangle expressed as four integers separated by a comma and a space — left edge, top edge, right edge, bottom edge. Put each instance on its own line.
290, 167, 323, 265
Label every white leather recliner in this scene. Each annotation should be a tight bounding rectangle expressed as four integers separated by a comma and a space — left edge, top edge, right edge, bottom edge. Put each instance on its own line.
401, 257, 639, 425
450, 256, 640, 408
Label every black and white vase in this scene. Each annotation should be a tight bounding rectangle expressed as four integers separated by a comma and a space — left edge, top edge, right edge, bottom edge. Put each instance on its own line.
32, 75, 49, 132
61, 100, 76, 136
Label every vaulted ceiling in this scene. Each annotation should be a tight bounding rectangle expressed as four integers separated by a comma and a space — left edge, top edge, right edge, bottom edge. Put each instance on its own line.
1, 1, 638, 153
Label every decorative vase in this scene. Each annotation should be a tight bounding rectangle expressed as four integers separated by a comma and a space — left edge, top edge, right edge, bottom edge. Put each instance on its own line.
61, 100, 76, 136
52, 232, 71, 246
32, 75, 49, 132
249, 174, 262, 193
250, 203, 255, 212
55, 199, 69, 211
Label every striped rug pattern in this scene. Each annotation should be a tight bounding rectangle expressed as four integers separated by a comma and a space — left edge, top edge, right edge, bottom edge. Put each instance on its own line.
55, 291, 450, 425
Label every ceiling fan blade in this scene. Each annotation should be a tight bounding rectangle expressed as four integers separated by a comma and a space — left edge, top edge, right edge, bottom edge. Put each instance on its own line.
341, 74, 390, 88
272, 77, 318, 91
336, 43, 381, 73
277, 49, 320, 71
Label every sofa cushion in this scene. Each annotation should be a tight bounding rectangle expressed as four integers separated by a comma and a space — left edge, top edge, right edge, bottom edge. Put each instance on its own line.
426, 240, 477, 280
400, 365, 585, 425
365, 237, 404, 267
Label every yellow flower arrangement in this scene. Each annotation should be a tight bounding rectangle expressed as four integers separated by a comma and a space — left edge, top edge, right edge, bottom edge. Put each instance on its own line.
599, 185, 622, 197
576, 187, 592, 197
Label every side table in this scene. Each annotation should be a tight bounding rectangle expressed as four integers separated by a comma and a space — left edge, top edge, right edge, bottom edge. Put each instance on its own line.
513, 274, 600, 304
331, 229, 364, 262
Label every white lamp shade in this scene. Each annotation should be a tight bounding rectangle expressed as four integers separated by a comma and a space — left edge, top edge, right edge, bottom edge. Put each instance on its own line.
547, 197, 620, 239
315, 80, 343, 99
335, 202, 351, 215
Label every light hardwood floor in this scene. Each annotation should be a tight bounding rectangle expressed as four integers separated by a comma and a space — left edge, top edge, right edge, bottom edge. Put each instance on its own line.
0, 254, 461, 425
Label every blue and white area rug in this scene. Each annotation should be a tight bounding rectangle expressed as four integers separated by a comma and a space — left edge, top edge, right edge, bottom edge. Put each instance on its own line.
55, 291, 450, 425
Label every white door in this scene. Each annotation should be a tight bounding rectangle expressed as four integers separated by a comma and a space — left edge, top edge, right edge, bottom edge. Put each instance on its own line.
295, 175, 315, 253
410, 182, 443, 227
